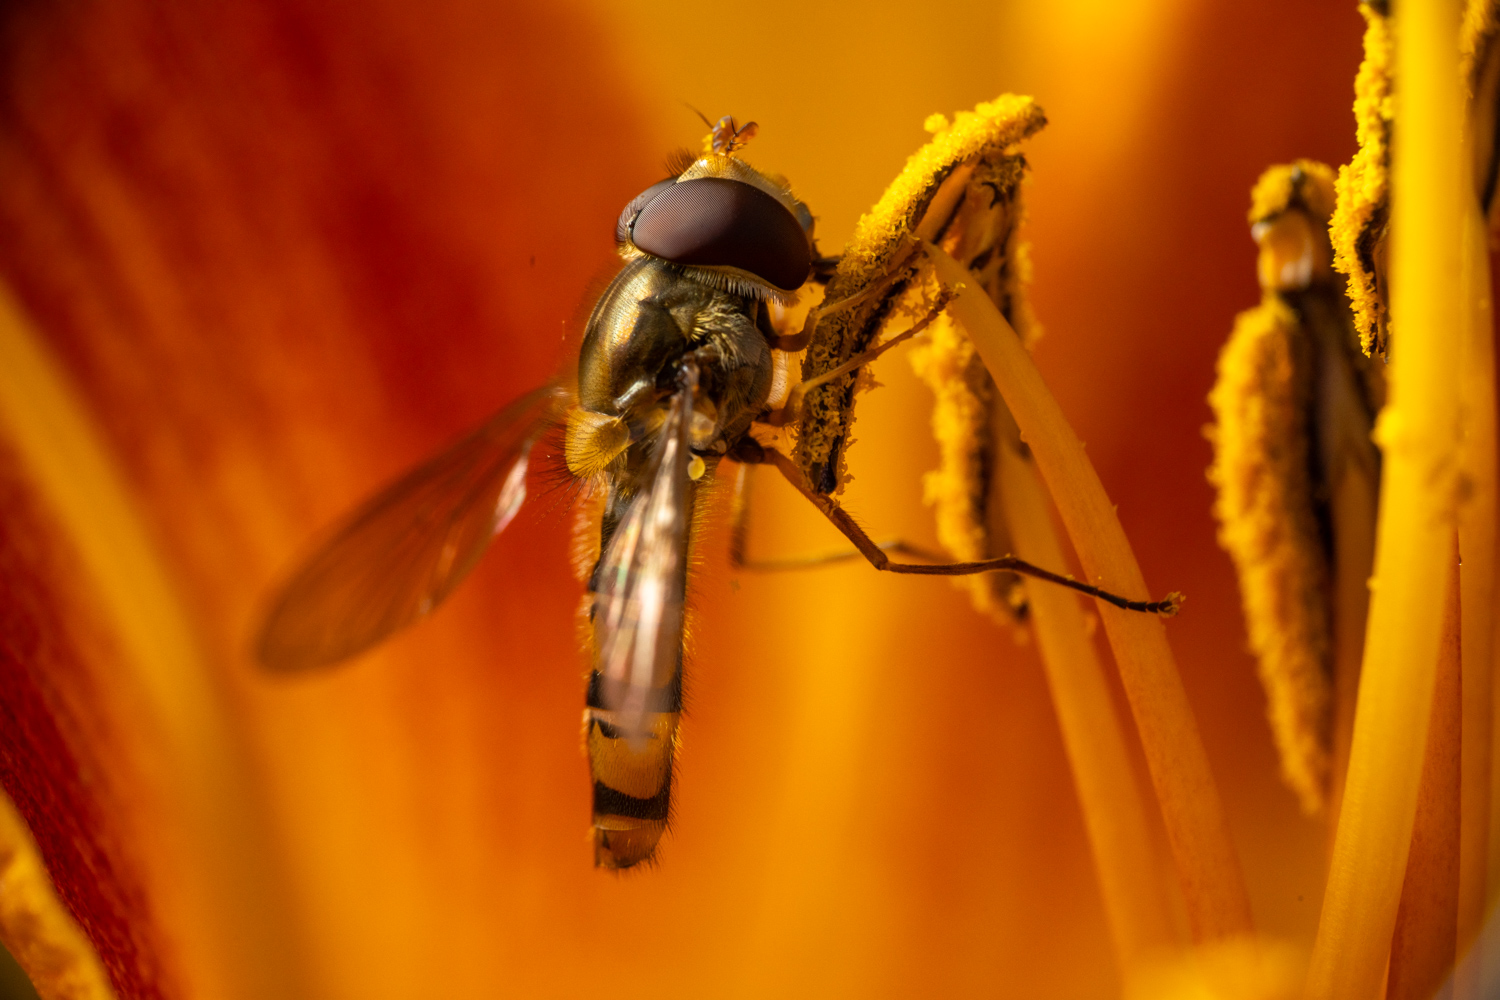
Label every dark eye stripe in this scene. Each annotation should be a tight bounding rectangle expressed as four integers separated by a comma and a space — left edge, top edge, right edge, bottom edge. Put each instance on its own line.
630, 177, 812, 292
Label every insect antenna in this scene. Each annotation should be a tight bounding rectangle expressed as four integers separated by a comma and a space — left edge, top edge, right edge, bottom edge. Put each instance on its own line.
684, 102, 714, 131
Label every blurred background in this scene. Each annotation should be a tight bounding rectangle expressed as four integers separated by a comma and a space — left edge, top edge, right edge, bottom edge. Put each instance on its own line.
0, 0, 1365, 996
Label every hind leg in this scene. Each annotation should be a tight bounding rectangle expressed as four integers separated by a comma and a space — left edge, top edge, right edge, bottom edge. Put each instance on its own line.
727, 457, 948, 572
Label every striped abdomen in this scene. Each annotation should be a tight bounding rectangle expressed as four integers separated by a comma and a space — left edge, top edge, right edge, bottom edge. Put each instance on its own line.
584, 664, 682, 868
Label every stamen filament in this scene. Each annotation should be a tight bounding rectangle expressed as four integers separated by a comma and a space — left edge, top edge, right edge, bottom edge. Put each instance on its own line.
1457, 196, 1495, 996
995, 412, 1178, 972
1387, 550, 1462, 1000
926, 243, 1255, 942
1324, 423, 1380, 841
1306, 0, 1467, 993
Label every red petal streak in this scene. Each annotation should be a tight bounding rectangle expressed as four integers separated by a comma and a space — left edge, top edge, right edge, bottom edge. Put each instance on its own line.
0, 447, 164, 999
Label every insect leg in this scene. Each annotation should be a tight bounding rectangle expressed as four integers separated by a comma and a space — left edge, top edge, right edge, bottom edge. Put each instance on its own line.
763, 294, 952, 427
765, 280, 892, 353
760, 448, 1181, 616
762, 242, 923, 354
727, 460, 945, 571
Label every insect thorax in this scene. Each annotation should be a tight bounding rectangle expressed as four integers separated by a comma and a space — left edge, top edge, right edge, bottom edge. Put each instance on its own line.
570, 258, 772, 486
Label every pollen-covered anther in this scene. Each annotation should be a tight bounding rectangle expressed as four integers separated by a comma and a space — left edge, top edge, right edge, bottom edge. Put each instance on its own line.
1329, 4, 1393, 357
1210, 298, 1333, 814
1248, 160, 1337, 294
1252, 210, 1331, 292
796, 94, 1046, 500
1210, 158, 1383, 817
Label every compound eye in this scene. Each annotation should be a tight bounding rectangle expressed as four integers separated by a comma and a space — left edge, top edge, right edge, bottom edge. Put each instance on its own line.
616, 178, 677, 247
630, 177, 812, 292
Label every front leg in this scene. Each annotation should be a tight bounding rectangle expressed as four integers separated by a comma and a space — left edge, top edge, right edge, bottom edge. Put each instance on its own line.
761, 294, 951, 428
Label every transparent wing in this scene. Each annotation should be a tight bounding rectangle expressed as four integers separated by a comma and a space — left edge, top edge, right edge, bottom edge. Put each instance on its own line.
592, 368, 696, 739
257, 384, 564, 672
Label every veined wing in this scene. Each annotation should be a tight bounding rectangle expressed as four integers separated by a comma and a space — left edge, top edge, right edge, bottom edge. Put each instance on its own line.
592, 366, 697, 739
257, 384, 565, 672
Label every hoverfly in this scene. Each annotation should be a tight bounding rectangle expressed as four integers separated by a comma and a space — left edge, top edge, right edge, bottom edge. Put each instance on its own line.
257, 114, 1172, 869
